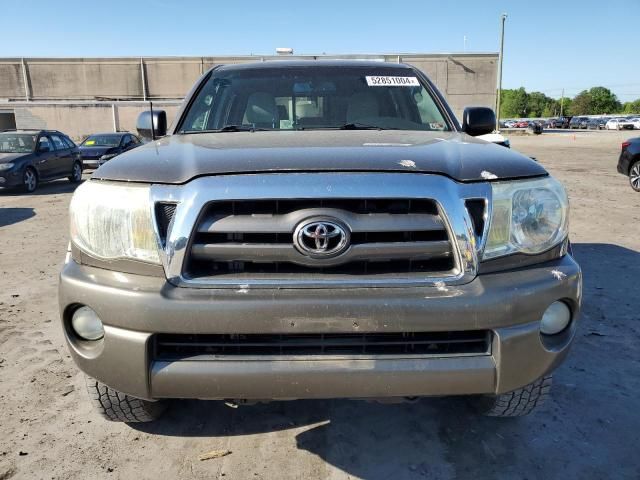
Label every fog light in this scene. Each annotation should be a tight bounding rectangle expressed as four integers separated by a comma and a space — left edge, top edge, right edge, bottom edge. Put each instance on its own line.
540, 301, 571, 335
71, 306, 104, 341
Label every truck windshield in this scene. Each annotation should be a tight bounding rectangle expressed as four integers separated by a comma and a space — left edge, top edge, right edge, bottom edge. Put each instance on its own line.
179, 66, 451, 133
0, 133, 37, 153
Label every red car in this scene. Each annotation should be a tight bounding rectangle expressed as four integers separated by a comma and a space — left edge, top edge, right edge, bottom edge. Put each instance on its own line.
514, 120, 529, 128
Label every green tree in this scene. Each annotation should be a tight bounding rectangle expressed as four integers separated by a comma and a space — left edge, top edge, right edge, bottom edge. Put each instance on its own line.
500, 88, 528, 117
588, 87, 621, 114
623, 99, 640, 114
527, 92, 554, 117
556, 97, 572, 116
571, 90, 592, 115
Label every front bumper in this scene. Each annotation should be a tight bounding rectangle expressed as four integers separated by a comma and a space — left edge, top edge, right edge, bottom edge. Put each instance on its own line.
81, 159, 103, 169
59, 255, 582, 401
0, 168, 23, 187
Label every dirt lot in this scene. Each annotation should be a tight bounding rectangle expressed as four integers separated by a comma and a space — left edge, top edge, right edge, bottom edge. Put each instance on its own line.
1, 130, 639, 480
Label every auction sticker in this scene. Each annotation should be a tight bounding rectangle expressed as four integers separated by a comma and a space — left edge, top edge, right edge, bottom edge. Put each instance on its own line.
366, 76, 420, 87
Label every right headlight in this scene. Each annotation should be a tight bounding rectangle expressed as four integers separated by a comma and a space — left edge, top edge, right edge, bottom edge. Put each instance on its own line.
69, 181, 160, 264
0, 163, 14, 171
483, 176, 569, 260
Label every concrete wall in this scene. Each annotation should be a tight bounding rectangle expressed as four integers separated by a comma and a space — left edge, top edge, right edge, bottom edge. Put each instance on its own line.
0, 53, 497, 138
7, 102, 180, 141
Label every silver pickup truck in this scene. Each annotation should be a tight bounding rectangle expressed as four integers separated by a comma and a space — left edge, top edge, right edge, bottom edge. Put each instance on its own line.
59, 61, 581, 422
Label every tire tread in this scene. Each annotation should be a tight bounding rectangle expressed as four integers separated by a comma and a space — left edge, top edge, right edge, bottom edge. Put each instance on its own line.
477, 375, 553, 417
85, 376, 165, 422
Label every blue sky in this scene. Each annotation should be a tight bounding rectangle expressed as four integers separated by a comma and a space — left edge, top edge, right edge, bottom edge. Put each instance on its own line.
2, 0, 639, 101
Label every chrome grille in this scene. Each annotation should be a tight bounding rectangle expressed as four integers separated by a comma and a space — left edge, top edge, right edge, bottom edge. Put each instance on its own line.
150, 173, 490, 288
184, 199, 456, 280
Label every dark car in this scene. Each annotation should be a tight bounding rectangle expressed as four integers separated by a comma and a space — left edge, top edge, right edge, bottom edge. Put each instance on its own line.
617, 137, 640, 192
569, 117, 585, 129
0, 129, 82, 192
587, 118, 600, 130
526, 120, 543, 134
547, 118, 561, 128
79, 132, 142, 169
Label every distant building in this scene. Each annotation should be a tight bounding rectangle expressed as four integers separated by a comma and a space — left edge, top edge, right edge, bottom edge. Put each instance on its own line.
0, 53, 497, 138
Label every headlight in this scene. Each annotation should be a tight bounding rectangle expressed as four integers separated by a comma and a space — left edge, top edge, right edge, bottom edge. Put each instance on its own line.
0, 163, 14, 171
483, 176, 569, 260
69, 181, 160, 264
99, 153, 117, 161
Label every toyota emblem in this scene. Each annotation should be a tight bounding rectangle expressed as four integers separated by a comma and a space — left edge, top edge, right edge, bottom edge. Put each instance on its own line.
294, 219, 350, 258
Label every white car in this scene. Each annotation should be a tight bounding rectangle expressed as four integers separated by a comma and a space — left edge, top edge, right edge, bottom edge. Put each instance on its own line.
628, 118, 640, 130
477, 132, 510, 148
606, 118, 635, 130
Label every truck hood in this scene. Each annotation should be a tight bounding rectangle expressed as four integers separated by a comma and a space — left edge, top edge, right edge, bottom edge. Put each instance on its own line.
93, 130, 546, 184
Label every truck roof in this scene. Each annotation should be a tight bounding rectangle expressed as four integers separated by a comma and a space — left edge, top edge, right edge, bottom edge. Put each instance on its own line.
215, 59, 415, 72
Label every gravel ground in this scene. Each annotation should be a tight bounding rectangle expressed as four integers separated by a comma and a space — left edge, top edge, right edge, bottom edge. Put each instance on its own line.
0, 130, 639, 480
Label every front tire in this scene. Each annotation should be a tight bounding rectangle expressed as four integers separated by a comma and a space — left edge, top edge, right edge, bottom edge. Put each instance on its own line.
85, 376, 166, 422
22, 167, 38, 193
68, 161, 82, 183
471, 375, 552, 417
630, 161, 640, 192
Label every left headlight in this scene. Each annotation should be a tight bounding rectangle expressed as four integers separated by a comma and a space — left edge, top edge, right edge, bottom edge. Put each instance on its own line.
483, 176, 569, 260
0, 163, 14, 171
99, 153, 117, 162
69, 181, 160, 264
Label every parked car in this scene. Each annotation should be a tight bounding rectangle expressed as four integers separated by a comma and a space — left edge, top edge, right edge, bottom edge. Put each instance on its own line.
0, 129, 82, 192
606, 118, 635, 130
587, 118, 600, 130
477, 132, 510, 147
60, 60, 581, 422
547, 118, 562, 128
556, 116, 572, 129
569, 117, 585, 129
526, 121, 543, 134
617, 137, 640, 191
513, 120, 529, 128
504, 120, 517, 128
627, 118, 640, 130
79, 132, 142, 169
597, 117, 610, 130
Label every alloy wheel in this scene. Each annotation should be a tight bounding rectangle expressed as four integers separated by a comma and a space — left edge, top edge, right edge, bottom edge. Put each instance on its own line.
24, 169, 37, 192
73, 163, 82, 181
630, 163, 640, 192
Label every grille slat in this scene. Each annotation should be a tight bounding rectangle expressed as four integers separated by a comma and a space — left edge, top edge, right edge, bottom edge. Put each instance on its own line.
191, 240, 451, 266
198, 210, 444, 234
154, 331, 491, 358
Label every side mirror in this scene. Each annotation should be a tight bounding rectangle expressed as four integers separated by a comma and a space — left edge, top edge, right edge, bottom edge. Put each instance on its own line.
136, 110, 167, 141
461, 107, 496, 137
38, 145, 50, 153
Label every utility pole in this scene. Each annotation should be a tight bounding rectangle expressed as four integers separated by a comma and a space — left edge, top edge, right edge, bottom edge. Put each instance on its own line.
463, 35, 467, 52
560, 88, 564, 116
495, 13, 507, 130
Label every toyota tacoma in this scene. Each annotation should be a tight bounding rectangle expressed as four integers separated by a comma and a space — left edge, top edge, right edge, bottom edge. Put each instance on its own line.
59, 61, 582, 422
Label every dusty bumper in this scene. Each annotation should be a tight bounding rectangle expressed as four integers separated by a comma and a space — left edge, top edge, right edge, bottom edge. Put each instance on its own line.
59, 255, 581, 400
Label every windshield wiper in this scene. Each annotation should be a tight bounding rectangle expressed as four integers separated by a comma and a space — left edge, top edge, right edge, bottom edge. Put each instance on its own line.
297, 123, 384, 131
339, 123, 385, 130
182, 125, 270, 134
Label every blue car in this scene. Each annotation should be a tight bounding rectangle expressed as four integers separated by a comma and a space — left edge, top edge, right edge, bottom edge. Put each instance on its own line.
79, 132, 142, 169
0, 129, 82, 193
